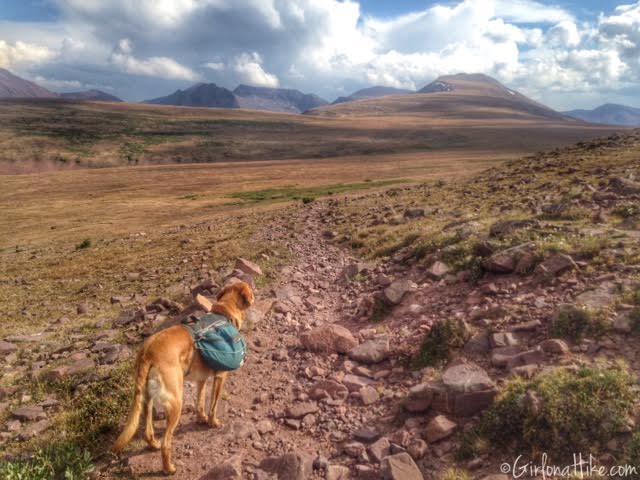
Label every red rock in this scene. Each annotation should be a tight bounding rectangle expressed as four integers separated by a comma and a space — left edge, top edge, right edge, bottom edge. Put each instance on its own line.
424, 415, 456, 443
381, 452, 424, 480
300, 325, 358, 354
235, 257, 263, 276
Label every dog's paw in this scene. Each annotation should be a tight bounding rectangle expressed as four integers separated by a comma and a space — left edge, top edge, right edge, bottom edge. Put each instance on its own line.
208, 417, 223, 428
148, 439, 161, 450
196, 414, 209, 424
163, 464, 176, 476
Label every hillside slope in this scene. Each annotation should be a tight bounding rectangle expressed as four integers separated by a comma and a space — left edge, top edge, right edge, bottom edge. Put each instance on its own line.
309, 73, 569, 122
0, 68, 58, 98
332, 85, 413, 105
60, 89, 122, 102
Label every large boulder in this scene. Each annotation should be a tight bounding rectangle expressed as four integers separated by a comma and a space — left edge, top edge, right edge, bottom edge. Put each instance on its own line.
483, 242, 536, 274
381, 452, 424, 480
348, 337, 390, 364
534, 253, 577, 278
424, 415, 457, 443
404, 383, 433, 413
426, 261, 450, 280
259, 451, 313, 480
235, 257, 263, 276
200, 454, 242, 479
383, 279, 415, 305
300, 325, 357, 354
439, 361, 497, 416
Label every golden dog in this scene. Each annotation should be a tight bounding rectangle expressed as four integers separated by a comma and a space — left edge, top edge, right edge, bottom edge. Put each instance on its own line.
112, 281, 254, 475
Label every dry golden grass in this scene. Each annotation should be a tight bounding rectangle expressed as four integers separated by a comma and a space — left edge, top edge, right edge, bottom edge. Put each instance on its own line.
0, 150, 512, 248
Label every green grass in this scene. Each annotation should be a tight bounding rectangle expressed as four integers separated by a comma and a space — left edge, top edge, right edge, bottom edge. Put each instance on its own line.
229, 179, 408, 203
0, 443, 94, 480
550, 304, 608, 340
370, 297, 392, 323
413, 318, 467, 368
472, 365, 634, 459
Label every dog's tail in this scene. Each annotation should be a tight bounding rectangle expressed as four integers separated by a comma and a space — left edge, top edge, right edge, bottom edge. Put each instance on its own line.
112, 349, 151, 453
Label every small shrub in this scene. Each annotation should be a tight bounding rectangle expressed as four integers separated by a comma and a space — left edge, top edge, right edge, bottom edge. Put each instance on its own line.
625, 432, 640, 479
301, 197, 314, 204
0, 443, 93, 480
370, 298, 391, 323
75, 238, 92, 250
629, 308, 640, 334
413, 318, 467, 368
550, 304, 608, 340
476, 365, 634, 459
571, 236, 610, 260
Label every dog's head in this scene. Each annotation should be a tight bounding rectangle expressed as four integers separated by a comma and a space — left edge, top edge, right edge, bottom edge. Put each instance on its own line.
215, 281, 254, 329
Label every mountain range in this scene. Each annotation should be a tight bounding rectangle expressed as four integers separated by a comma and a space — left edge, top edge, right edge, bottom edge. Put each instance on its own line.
1, 67, 638, 124
0, 68, 122, 102
308, 73, 569, 123
563, 103, 640, 126
145, 83, 328, 113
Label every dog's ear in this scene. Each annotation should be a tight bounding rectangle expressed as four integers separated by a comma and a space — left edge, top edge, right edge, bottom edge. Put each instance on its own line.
236, 282, 254, 309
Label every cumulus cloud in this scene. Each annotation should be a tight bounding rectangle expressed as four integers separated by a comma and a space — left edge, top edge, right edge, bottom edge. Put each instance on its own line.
1, 0, 638, 108
232, 52, 279, 87
0, 40, 56, 69
108, 38, 200, 81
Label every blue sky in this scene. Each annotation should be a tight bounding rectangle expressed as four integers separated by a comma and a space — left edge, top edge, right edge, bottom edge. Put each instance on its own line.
0, 0, 638, 109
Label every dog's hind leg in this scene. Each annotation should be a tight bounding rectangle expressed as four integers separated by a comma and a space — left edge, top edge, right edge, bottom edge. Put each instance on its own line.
143, 397, 160, 450
158, 368, 183, 476
208, 373, 228, 428
195, 379, 208, 424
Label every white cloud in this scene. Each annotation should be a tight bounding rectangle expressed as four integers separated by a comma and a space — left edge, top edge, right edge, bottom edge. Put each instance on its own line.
494, 0, 574, 23
204, 61, 225, 71
233, 52, 279, 87
0, 0, 638, 108
0, 40, 56, 69
109, 38, 200, 81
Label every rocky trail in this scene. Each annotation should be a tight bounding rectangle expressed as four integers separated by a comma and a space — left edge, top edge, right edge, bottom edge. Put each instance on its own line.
105, 201, 416, 479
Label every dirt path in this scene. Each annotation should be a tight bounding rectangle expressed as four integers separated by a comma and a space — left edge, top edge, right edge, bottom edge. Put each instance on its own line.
110, 200, 375, 479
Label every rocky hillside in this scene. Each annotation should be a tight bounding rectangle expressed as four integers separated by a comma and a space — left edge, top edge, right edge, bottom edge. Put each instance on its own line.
0, 68, 57, 98
60, 89, 122, 102
234, 85, 328, 113
332, 86, 413, 105
145, 83, 239, 108
564, 103, 640, 126
1, 131, 639, 479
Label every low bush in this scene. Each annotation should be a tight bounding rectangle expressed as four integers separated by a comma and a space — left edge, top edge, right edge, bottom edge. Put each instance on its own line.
0, 443, 93, 480
413, 318, 467, 368
474, 365, 634, 458
550, 304, 608, 340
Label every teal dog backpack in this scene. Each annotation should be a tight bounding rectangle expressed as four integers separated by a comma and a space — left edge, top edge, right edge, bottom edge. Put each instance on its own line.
184, 313, 247, 371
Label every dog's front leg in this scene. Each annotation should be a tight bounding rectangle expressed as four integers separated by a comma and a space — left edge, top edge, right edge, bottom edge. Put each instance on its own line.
195, 379, 208, 424
208, 373, 228, 428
